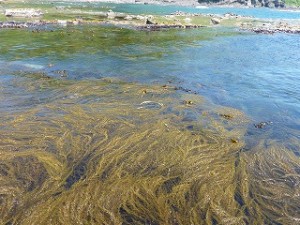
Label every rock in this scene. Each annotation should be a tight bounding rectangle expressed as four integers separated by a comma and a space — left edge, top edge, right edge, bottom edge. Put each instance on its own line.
0, 21, 47, 29
114, 13, 124, 19
136, 15, 146, 20
183, 100, 194, 105
243, 23, 300, 34
72, 20, 79, 25
97, 12, 108, 18
5, 9, 43, 17
254, 121, 272, 129
107, 10, 115, 19
137, 101, 163, 110
146, 18, 154, 24
230, 138, 239, 144
184, 17, 192, 23
55, 6, 65, 10
57, 20, 67, 26
220, 114, 234, 120
114, 13, 127, 19
124, 15, 133, 20
211, 17, 220, 25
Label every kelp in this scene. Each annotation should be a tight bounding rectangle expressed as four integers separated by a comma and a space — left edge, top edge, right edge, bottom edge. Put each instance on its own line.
0, 74, 299, 224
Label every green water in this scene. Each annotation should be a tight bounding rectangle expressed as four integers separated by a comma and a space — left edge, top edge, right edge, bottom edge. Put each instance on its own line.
0, 24, 300, 224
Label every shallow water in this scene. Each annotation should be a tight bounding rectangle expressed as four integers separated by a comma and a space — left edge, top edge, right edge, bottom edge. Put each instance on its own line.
0, 25, 300, 224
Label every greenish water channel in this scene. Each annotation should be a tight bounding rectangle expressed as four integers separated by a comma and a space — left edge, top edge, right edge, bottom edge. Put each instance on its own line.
0, 25, 300, 224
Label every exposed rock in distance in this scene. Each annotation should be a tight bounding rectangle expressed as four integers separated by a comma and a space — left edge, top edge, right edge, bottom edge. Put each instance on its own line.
211, 17, 221, 25
197, 0, 285, 7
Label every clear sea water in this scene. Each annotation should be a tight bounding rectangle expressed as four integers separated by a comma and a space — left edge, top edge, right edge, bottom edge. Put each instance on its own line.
1, 26, 299, 141
0, 4, 300, 224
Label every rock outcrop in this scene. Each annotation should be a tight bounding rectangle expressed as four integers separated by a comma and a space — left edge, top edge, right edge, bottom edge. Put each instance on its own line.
240, 21, 300, 34
197, 0, 285, 7
211, 17, 221, 24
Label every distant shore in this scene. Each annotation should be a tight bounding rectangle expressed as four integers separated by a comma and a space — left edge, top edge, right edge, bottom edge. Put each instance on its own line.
55, 0, 300, 9
1, 0, 300, 34
57, 0, 201, 6
58, 0, 251, 7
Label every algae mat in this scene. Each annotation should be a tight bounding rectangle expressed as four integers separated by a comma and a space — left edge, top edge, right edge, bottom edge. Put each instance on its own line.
0, 72, 299, 225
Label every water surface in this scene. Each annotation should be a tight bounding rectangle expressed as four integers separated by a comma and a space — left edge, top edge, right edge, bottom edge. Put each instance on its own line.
0, 24, 300, 224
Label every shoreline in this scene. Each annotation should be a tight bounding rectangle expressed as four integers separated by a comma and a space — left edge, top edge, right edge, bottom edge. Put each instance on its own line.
48, 0, 300, 9
0, 0, 299, 34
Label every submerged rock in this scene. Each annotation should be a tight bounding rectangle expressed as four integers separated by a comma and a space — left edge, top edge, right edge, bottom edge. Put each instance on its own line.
137, 101, 164, 109
220, 113, 234, 120
254, 121, 273, 129
183, 100, 194, 105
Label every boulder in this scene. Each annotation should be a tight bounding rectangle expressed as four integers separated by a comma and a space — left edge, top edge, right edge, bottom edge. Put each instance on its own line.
97, 12, 108, 18
124, 15, 133, 20
136, 15, 146, 20
57, 20, 67, 26
114, 13, 127, 19
107, 10, 115, 19
146, 18, 154, 24
211, 17, 220, 25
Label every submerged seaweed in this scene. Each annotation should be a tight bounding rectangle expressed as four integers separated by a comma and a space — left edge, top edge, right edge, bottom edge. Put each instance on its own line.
0, 73, 299, 224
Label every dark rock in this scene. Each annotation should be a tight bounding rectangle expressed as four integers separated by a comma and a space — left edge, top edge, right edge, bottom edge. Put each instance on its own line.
146, 18, 154, 24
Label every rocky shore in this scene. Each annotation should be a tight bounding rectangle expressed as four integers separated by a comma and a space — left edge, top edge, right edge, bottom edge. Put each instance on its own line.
241, 21, 300, 34
63, 0, 201, 6
0, 0, 299, 34
60, 0, 293, 8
